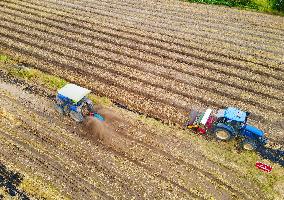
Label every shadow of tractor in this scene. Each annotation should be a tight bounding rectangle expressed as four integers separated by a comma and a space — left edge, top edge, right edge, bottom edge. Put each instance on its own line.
256, 147, 284, 167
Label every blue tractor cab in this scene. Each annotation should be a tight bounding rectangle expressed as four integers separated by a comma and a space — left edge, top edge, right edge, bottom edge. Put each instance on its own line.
55, 84, 105, 122
212, 107, 267, 150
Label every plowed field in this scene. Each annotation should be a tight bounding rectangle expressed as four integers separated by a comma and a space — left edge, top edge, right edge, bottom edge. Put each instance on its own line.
1, 67, 273, 199
0, 0, 283, 142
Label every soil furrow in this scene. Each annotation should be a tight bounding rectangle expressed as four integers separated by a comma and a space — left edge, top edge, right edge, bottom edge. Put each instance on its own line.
4, 0, 284, 88
154, 0, 284, 31
95, 0, 284, 37
21, 0, 284, 65
66, 0, 284, 46
1, 5, 282, 98
2, 0, 281, 69
99, 0, 284, 34
0, 41, 188, 125
0, 35, 283, 136
1, 29, 283, 131
1, 21, 282, 117
29, 0, 283, 56
0, 95, 161, 199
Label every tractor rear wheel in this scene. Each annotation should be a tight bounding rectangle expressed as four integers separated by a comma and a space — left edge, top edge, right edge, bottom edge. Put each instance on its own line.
214, 128, 232, 141
241, 140, 257, 151
70, 111, 84, 122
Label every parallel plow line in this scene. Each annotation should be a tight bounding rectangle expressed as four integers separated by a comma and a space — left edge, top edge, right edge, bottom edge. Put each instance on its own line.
0, 32, 282, 132
101, 0, 284, 34
32, 0, 283, 55
0, 20, 282, 116
66, 0, 283, 45
3, 0, 283, 71
0, 70, 262, 197
6, 0, 284, 84
1, 31, 283, 129
36, 2, 283, 55
0, 41, 187, 124
85, 0, 284, 37
1, 3, 280, 93
6, 122, 160, 199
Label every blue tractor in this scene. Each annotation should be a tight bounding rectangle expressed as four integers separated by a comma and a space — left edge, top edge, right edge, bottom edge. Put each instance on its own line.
55, 84, 104, 122
186, 107, 268, 150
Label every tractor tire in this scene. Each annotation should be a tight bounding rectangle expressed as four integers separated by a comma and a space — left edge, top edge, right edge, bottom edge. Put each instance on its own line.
70, 111, 84, 122
55, 105, 64, 115
214, 128, 232, 141
184, 110, 198, 127
241, 139, 257, 151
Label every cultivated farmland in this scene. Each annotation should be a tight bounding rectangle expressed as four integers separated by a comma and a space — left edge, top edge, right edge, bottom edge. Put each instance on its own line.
0, 0, 284, 199
1, 67, 275, 199
0, 0, 283, 141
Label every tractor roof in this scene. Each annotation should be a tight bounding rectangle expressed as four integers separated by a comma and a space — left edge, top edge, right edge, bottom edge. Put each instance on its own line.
57, 84, 91, 103
217, 107, 247, 122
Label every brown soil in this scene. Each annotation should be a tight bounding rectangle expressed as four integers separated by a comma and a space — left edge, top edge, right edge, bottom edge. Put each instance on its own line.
0, 0, 283, 143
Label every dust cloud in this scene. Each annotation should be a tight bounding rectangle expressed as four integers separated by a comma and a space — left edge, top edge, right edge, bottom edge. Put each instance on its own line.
82, 107, 126, 149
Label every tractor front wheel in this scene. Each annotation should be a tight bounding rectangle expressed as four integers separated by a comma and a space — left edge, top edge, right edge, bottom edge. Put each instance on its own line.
55, 105, 64, 115
241, 139, 257, 151
70, 111, 84, 122
214, 128, 232, 141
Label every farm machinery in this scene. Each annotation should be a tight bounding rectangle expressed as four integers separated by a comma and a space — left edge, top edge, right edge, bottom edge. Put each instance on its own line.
55, 84, 104, 122
185, 107, 268, 150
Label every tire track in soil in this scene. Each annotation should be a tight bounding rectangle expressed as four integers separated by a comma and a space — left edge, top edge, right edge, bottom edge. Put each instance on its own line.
1, 9, 283, 103
27, 0, 284, 56
0, 76, 254, 199
3, 0, 284, 74
0, 37, 282, 135
0, 21, 282, 116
